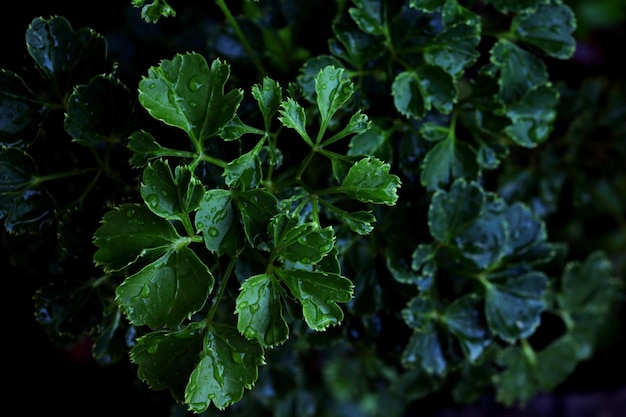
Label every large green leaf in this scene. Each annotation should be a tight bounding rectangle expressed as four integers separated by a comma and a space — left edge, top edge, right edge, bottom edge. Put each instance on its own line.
392, 66, 457, 119
93, 204, 181, 272
235, 273, 289, 347
138, 53, 243, 142
185, 324, 265, 412
272, 216, 335, 265
424, 22, 481, 77
115, 246, 213, 328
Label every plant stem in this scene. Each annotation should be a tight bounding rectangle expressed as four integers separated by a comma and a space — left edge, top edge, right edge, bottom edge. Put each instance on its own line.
207, 256, 237, 323
215, 0, 267, 78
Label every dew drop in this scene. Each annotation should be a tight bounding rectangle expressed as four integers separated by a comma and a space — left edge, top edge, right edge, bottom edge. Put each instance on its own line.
146, 194, 159, 207
208, 227, 219, 237
126, 208, 135, 218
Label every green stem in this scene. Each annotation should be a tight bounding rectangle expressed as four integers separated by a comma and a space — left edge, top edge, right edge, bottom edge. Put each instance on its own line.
32, 167, 98, 185
215, 0, 267, 78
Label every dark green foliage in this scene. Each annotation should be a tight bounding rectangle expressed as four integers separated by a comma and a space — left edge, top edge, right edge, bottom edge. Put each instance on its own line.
1, 1, 624, 416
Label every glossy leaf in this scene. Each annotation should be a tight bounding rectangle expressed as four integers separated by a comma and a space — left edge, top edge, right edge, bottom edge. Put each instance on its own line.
131, 322, 205, 399
251, 77, 282, 129
195, 189, 244, 256
115, 246, 213, 328
185, 324, 265, 412
235, 189, 279, 249
276, 267, 354, 331
512, 2, 576, 59
424, 22, 481, 77
127, 130, 168, 167
235, 273, 289, 347
25, 16, 112, 91
340, 156, 401, 205
138, 53, 243, 142
315, 66, 354, 129
504, 83, 559, 147
278, 98, 312, 145
420, 136, 479, 190
444, 294, 491, 362
93, 204, 181, 272
349, 0, 386, 36
141, 159, 205, 220
224, 139, 264, 190
272, 217, 335, 265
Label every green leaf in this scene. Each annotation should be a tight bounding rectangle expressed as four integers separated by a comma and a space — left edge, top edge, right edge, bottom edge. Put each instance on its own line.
340, 156, 401, 205
115, 246, 213, 328
131, 322, 204, 400
424, 22, 481, 77
138, 53, 243, 142
322, 110, 371, 147
65, 74, 138, 146
349, 0, 386, 36
504, 83, 559, 148
512, 2, 576, 59
251, 77, 282, 130
347, 122, 392, 160
276, 268, 353, 331
428, 179, 484, 242
235, 273, 289, 347
127, 130, 167, 167
141, 159, 205, 220
490, 39, 548, 104
235, 189, 279, 249
315, 66, 354, 129
278, 98, 312, 145
483, 271, 547, 342
272, 216, 335, 265
185, 324, 265, 412
402, 297, 448, 375
392, 66, 457, 119
0, 70, 42, 140
455, 196, 508, 269
133, 0, 177, 23
93, 204, 180, 272
195, 189, 244, 257
325, 204, 376, 236
485, 0, 548, 13
218, 116, 264, 141
420, 135, 480, 190
409, 0, 445, 12
297, 55, 345, 103
25, 16, 112, 91
224, 139, 264, 190
444, 294, 491, 361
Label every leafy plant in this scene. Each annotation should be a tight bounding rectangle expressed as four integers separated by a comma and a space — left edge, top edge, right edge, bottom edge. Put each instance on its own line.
2, 0, 624, 415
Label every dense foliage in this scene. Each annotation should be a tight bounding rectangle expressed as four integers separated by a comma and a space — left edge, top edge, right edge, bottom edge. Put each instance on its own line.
2, 0, 624, 415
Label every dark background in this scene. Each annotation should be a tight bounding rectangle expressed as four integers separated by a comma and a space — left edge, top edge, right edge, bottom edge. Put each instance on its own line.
2, 1, 625, 416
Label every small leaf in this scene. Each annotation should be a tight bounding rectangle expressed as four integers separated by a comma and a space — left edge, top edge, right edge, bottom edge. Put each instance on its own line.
326, 204, 376, 235
185, 324, 265, 412
235, 189, 279, 249
138, 53, 243, 141
483, 271, 547, 343
115, 246, 213, 328
444, 295, 491, 362
424, 22, 481, 77
392, 67, 457, 119
349, 0, 386, 35
428, 178, 484, 242
141, 159, 205, 220
93, 204, 180, 272
504, 83, 559, 148
272, 217, 335, 265
276, 268, 353, 331
251, 77, 282, 129
195, 189, 244, 257
512, 2, 577, 59
409, 0, 445, 12
235, 273, 289, 347
340, 156, 401, 205
219, 116, 264, 141
127, 130, 167, 167
315, 66, 354, 129
224, 140, 264, 190
420, 136, 480, 190
278, 98, 312, 145
297, 55, 345, 102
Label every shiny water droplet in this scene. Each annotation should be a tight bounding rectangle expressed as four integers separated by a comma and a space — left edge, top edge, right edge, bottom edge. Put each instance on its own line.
146, 194, 159, 207
126, 208, 135, 218
208, 227, 219, 237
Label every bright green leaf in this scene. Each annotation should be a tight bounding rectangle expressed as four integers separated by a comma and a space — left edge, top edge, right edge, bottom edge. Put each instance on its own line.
115, 246, 213, 328
93, 204, 180, 272
340, 156, 401, 205
185, 324, 265, 412
138, 53, 243, 142
276, 267, 354, 331
278, 97, 312, 145
316, 66, 354, 129
224, 139, 264, 190
272, 216, 335, 265
251, 77, 282, 129
195, 189, 244, 257
236, 273, 289, 347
